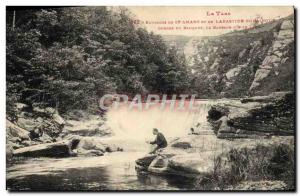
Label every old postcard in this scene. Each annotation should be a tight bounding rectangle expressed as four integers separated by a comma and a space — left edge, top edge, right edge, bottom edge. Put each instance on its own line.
6, 6, 295, 191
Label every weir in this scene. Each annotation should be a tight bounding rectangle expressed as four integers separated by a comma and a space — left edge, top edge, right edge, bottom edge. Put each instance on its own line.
105, 100, 225, 141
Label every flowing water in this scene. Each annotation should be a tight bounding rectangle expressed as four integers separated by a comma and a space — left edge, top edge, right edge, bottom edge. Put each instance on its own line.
6, 99, 235, 191
7, 151, 196, 191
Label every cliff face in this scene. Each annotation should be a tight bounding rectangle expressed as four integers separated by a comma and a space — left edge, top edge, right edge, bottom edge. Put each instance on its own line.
249, 19, 294, 95
163, 15, 294, 98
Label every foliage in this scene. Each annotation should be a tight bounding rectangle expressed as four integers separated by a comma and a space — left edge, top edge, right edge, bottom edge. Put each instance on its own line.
194, 142, 295, 190
6, 7, 190, 115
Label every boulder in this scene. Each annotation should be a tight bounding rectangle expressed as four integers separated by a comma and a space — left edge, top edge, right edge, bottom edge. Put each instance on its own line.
168, 154, 203, 177
14, 105, 65, 139
135, 154, 157, 169
75, 137, 123, 156
13, 138, 80, 157
207, 105, 230, 121
135, 134, 294, 184
52, 112, 65, 127
217, 116, 235, 134
38, 132, 54, 143
6, 120, 30, 140
136, 153, 202, 177
207, 92, 294, 138
148, 156, 170, 174
75, 149, 104, 157
136, 135, 215, 177
281, 20, 293, 30
171, 141, 192, 149
15, 103, 29, 111
6, 140, 22, 151
16, 117, 37, 132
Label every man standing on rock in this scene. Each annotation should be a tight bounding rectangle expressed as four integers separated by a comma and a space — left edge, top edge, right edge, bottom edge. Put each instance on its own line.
148, 128, 167, 154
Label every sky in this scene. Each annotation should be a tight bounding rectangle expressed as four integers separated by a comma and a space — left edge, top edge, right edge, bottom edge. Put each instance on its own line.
126, 6, 294, 36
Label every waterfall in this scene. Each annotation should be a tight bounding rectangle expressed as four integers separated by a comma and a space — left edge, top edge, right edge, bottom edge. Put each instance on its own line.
105, 100, 218, 141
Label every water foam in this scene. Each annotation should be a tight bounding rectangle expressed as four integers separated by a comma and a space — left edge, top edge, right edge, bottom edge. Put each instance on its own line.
105, 100, 219, 141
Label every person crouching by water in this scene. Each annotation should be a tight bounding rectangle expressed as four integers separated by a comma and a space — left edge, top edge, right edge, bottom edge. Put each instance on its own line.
147, 128, 167, 154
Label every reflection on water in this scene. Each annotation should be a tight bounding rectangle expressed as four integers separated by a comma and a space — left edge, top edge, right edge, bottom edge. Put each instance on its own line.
7, 151, 195, 191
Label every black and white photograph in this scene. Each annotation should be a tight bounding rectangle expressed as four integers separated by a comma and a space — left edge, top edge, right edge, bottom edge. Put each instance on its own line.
5, 5, 295, 191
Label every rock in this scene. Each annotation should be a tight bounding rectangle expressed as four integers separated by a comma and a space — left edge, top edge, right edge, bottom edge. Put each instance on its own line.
6, 142, 14, 159
20, 140, 40, 147
225, 64, 247, 80
16, 117, 39, 132
148, 156, 170, 174
217, 116, 235, 133
149, 156, 168, 168
208, 108, 232, 134
32, 106, 65, 125
249, 18, 294, 94
208, 92, 294, 138
64, 115, 109, 137
251, 69, 271, 84
273, 42, 283, 50
135, 134, 294, 184
77, 137, 105, 151
6, 140, 22, 150
241, 91, 290, 103
38, 132, 54, 143
75, 137, 122, 155
171, 141, 192, 149
136, 152, 202, 177
238, 49, 247, 59
32, 106, 54, 115
209, 59, 220, 70
65, 126, 109, 137
207, 105, 230, 121
52, 112, 65, 127
14, 105, 65, 140
274, 51, 283, 58
230, 93, 294, 135
135, 154, 157, 169
6, 120, 30, 140
65, 110, 92, 120
76, 149, 104, 157
281, 20, 293, 30
136, 136, 212, 177
168, 154, 203, 177
13, 138, 80, 157
9, 137, 22, 143
16, 103, 29, 111
277, 29, 294, 39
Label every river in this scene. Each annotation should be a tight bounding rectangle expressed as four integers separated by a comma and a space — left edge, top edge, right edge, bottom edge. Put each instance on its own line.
7, 145, 196, 191
7, 99, 236, 191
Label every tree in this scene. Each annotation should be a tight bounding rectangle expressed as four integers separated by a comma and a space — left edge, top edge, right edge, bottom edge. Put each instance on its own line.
6, 6, 191, 115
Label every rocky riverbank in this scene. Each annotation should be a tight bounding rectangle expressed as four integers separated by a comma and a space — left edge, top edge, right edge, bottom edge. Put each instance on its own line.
6, 105, 122, 160
135, 91, 295, 190
207, 91, 294, 138
136, 135, 294, 190
6, 91, 295, 190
